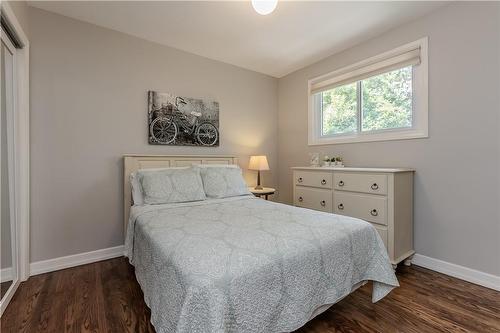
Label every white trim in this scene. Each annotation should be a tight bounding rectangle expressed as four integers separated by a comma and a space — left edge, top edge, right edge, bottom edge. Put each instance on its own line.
1, 2, 30, 283
0, 2, 30, 317
0, 267, 13, 283
308, 37, 428, 146
412, 254, 500, 292
15, 33, 30, 283
310, 127, 428, 146
30, 246, 125, 276
1, 26, 18, 289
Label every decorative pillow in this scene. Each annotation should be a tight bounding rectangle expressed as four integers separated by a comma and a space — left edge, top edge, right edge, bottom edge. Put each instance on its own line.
130, 167, 189, 205
137, 167, 206, 205
199, 166, 251, 198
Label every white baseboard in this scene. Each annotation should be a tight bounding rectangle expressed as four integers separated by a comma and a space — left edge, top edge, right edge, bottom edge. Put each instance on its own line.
26, 246, 499, 292
0, 267, 13, 283
412, 253, 500, 291
30, 245, 125, 276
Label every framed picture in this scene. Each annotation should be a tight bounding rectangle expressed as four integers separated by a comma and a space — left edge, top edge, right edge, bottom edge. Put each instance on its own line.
309, 152, 320, 167
148, 91, 220, 146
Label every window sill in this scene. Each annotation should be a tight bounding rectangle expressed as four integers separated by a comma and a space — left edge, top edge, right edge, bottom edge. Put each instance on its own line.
308, 129, 428, 146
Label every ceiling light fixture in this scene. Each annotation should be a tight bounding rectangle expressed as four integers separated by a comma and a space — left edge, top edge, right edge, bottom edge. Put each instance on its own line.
252, 0, 278, 15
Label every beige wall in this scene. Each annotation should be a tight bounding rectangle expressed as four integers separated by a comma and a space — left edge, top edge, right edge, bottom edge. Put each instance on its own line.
29, 7, 278, 262
278, 3, 500, 276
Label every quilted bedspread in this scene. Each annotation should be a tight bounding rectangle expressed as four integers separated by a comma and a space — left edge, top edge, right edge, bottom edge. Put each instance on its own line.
125, 195, 398, 333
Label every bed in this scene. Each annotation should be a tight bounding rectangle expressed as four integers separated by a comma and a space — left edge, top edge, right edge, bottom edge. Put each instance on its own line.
123, 155, 399, 333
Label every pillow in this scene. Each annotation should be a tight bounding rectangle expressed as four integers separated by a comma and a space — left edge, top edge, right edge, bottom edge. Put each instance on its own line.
130, 167, 189, 205
137, 167, 206, 205
130, 172, 144, 205
198, 166, 251, 198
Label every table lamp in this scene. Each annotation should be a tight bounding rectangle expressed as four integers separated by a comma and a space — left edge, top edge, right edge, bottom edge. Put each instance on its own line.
248, 155, 269, 190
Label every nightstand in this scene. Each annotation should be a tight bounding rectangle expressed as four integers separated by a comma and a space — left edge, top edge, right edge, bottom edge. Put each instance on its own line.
248, 187, 275, 200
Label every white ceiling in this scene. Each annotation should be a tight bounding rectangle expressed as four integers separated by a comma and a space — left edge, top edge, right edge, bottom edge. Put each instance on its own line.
29, 1, 446, 78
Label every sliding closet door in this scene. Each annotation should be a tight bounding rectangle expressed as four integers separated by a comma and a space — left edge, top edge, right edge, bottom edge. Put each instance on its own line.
0, 27, 19, 314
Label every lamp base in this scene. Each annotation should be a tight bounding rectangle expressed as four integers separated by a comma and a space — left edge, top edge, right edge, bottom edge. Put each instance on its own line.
255, 170, 263, 190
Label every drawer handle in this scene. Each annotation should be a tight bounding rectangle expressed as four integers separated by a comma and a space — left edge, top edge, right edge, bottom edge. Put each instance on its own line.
320, 200, 326, 207
337, 203, 344, 210
371, 183, 379, 190
338, 180, 344, 187
321, 179, 327, 185
298, 177, 303, 183
370, 209, 378, 216
298, 196, 303, 202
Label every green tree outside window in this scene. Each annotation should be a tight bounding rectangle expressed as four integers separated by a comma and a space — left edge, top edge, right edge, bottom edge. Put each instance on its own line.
321, 66, 413, 136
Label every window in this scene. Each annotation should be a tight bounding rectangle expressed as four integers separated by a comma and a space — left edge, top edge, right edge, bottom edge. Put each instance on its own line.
309, 38, 428, 145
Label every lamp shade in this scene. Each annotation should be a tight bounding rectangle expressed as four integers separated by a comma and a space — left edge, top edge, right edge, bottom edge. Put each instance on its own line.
248, 155, 270, 171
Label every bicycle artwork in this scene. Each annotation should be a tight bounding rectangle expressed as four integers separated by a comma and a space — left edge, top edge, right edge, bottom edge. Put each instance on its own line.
148, 91, 220, 146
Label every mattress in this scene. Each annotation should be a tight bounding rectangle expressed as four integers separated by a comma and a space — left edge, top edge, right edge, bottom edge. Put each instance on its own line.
125, 195, 398, 333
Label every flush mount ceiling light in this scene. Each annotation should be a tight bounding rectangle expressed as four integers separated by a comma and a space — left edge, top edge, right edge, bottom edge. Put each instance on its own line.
252, 0, 278, 15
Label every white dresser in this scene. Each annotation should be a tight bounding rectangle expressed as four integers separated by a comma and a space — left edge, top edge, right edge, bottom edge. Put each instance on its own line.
292, 166, 415, 267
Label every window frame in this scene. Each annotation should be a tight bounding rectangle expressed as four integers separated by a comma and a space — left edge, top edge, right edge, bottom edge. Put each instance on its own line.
308, 37, 428, 145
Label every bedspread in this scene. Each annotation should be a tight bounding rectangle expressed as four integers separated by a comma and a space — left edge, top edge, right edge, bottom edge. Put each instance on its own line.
125, 195, 398, 333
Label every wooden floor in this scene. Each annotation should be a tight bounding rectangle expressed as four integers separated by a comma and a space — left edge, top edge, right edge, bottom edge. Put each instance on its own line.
1, 257, 499, 333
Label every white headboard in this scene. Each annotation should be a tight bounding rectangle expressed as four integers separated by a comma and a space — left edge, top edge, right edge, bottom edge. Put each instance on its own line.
123, 154, 239, 235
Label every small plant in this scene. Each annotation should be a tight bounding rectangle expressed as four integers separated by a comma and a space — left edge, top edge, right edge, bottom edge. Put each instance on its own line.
322, 155, 331, 167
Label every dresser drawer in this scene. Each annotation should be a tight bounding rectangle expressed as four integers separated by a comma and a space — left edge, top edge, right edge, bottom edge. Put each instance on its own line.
333, 191, 387, 225
294, 187, 332, 213
333, 172, 387, 195
294, 170, 333, 189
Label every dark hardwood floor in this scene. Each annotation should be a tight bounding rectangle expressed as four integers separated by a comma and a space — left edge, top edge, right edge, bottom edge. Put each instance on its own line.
1, 257, 499, 333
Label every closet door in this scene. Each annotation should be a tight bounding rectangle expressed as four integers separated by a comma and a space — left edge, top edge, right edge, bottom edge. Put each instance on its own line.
0, 27, 19, 315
